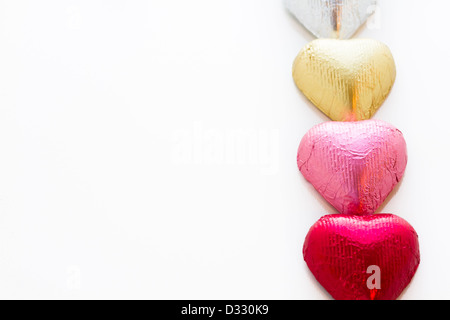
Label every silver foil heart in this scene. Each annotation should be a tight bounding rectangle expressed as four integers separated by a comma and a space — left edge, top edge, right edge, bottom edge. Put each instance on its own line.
285, 0, 377, 39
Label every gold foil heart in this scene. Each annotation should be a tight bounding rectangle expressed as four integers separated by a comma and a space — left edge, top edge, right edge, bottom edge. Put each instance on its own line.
292, 39, 396, 121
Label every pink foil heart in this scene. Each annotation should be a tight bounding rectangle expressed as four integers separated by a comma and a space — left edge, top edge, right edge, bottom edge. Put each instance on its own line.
297, 120, 407, 215
303, 214, 420, 300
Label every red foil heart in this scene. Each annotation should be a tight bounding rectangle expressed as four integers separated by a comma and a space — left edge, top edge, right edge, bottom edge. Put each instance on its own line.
298, 120, 407, 215
303, 214, 420, 300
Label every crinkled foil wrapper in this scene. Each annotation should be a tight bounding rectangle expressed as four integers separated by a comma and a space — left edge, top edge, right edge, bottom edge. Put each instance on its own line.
303, 214, 420, 300
297, 120, 407, 215
292, 39, 396, 121
285, 0, 377, 39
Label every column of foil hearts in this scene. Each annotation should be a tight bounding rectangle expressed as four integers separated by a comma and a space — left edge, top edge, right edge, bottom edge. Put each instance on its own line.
286, 0, 420, 300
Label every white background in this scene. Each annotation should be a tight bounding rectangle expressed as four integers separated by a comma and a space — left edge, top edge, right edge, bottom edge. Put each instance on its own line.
0, 0, 449, 300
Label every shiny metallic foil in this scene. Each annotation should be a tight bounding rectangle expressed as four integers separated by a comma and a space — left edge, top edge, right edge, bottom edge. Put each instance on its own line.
297, 120, 407, 215
285, 0, 377, 39
293, 39, 396, 121
303, 214, 420, 300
